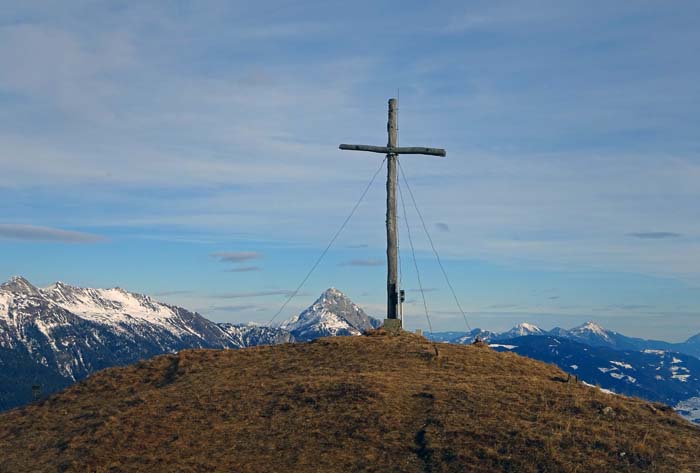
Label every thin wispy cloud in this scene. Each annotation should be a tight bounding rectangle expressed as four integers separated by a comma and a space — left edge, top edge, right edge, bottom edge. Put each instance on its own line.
602, 304, 656, 311
406, 288, 439, 293
628, 232, 681, 240
211, 252, 263, 263
339, 259, 383, 267
215, 290, 309, 299
152, 290, 193, 297
443, 4, 568, 34
209, 304, 259, 312
0, 224, 104, 243
225, 266, 263, 273
487, 304, 520, 310
234, 22, 330, 40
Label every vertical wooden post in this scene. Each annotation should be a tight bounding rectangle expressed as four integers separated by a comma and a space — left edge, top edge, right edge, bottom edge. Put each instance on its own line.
386, 98, 400, 324
339, 98, 446, 332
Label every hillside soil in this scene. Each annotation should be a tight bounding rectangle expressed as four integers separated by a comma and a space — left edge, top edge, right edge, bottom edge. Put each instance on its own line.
0, 330, 698, 472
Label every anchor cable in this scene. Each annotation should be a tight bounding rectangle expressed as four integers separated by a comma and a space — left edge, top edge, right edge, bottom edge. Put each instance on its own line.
397, 160, 472, 333
397, 160, 434, 336
268, 156, 388, 326
396, 95, 403, 320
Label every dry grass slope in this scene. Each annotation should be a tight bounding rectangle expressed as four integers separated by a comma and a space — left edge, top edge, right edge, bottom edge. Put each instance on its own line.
0, 330, 698, 472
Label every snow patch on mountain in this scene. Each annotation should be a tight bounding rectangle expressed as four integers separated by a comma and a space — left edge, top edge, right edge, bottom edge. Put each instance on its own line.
43, 282, 186, 335
675, 397, 700, 424
453, 329, 497, 345
610, 361, 634, 370
489, 344, 517, 350
219, 323, 295, 347
582, 381, 616, 396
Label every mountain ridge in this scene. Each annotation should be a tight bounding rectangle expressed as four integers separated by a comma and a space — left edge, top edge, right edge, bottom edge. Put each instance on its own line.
0, 276, 297, 410
434, 320, 700, 357
0, 278, 382, 410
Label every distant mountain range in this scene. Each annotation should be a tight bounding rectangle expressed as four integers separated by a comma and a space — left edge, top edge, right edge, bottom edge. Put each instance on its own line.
428, 322, 700, 424
1, 276, 699, 424
0, 277, 294, 410
0, 278, 375, 410
488, 336, 700, 405
431, 321, 700, 359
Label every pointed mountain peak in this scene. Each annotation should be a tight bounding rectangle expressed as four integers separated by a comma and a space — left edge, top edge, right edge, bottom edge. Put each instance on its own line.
563, 321, 616, 346
517, 322, 542, 332
572, 321, 608, 335
5, 275, 32, 286
320, 287, 346, 299
1, 276, 41, 296
281, 288, 380, 341
502, 322, 544, 337
549, 326, 568, 336
44, 280, 77, 292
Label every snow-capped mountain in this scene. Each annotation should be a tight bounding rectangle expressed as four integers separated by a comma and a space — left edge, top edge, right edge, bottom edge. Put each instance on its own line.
433, 321, 700, 359
426, 320, 700, 423
434, 323, 543, 345
548, 321, 644, 350
452, 328, 498, 345
280, 288, 381, 341
219, 323, 295, 347
5, 275, 700, 426
488, 336, 700, 411
496, 322, 545, 339
558, 321, 614, 344
0, 276, 292, 410
551, 322, 700, 359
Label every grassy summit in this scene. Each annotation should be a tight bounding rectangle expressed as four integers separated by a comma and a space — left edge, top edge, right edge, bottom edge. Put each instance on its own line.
0, 330, 698, 472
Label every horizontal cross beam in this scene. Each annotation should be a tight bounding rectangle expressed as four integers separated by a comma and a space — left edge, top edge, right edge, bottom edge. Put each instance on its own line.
339, 144, 446, 157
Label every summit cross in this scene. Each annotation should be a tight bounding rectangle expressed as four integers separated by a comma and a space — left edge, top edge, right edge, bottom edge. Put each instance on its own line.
339, 98, 446, 331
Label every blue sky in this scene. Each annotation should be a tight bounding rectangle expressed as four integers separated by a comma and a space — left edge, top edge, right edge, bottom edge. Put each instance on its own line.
1, 1, 699, 340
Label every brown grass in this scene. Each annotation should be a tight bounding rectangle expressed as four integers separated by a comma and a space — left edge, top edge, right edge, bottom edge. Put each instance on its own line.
0, 330, 698, 472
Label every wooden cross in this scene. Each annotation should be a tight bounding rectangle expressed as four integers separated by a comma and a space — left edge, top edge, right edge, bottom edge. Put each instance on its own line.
339, 98, 446, 329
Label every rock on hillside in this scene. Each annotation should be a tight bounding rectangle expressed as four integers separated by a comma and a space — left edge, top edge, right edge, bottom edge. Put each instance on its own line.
1, 331, 698, 472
